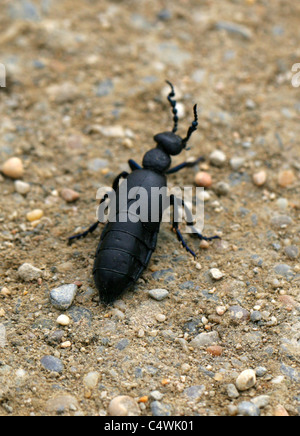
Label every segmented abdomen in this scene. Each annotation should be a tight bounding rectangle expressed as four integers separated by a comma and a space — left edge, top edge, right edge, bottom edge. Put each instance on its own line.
93, 220, 157, 303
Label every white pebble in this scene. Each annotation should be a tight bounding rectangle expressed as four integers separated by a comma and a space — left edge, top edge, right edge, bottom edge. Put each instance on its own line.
253, 170, 267, 186
156, 314, 166, 322
14, 180, 30, 195
108, 395, 140, 416
56, 314, 71, 326
18, 263, 43, 282
230, 156, 245, 171
236, 369, 256, 391
148, 288, 169, 301
83, 371, 100, 389
209, 150, 227, 167
209, 268, 224, 280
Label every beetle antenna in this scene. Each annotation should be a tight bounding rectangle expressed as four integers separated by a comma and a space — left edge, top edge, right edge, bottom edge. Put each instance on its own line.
166, 80, 178, 133
182, 104, 198, 148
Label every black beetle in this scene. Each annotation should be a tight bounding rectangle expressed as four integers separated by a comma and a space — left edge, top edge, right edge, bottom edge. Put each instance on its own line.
69, 81, 219, 303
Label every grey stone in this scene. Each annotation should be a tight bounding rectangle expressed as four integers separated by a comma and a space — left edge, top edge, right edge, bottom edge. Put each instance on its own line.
150, 401, 172, 416
237, 401, 260, 416
183, 385, 205, 400
215, 21, 253, 40
190, 331, 219, 348
148, 288, 169, 301
18, 263, 43, 282
285, 245, 298, 260
226, 383, 239, 399
270, 214, 293, 228
228, 305, 250, 324
50, 284, 78, 310
40, 355, 64, 373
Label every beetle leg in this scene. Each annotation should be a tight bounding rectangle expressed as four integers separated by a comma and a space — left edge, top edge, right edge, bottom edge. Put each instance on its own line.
68, 221, 100, 244
166, 156, 205, 174
128, 159, 142, 171
112, 171, 129, 191
69, 171, 130, 244
170, 195, 196, 258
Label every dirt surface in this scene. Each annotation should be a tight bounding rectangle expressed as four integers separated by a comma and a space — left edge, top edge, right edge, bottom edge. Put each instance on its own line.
0, 0, 299, 417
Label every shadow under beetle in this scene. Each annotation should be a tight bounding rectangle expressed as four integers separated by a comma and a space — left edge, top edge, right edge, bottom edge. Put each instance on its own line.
69, 81, 220, 303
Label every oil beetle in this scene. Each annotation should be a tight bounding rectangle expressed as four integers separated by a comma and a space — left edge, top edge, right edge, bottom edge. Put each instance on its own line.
69, 81, 220, 303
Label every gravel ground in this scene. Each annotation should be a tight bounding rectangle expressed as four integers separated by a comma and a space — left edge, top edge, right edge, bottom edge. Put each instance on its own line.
0, 0, 299, 417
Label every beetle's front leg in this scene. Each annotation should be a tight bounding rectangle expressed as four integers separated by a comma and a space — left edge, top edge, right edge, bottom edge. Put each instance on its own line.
166, 157, 204, 175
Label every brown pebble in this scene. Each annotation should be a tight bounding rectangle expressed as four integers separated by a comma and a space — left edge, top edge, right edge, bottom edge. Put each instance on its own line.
195, 171, 212, 188
278, 295, 298, 310
1, 157, 24, 179
206, 345, 223, 356
200, 240, 210, 249
278, 170, 295, 187
252, 170, 267, 186
26, 209, 44, 222
274, 404, 289, 416
60, 188, 80, 203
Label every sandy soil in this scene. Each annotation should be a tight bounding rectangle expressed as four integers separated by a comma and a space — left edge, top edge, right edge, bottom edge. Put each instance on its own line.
0, 0, 299, 416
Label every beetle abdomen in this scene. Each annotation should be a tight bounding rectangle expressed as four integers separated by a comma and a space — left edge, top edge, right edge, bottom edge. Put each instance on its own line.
93, 223, 157, 303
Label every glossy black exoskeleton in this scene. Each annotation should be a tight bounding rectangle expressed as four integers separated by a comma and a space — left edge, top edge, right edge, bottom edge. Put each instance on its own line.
69, 82, 219, 303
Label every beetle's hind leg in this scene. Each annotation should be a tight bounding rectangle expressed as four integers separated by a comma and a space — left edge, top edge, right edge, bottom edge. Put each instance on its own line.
68, 221, 100, 245
170, 195, 196, 258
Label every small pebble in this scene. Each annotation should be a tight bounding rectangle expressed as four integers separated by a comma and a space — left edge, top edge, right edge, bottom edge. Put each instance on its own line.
255, 367, 267, 377
56, 314, 71, 326
273, 404, 289, 416
250, 310, 262, 323
183, 385, 205, 400
1, 157, 24, 179
14, 180, 30, 195
61, 341, 71, 348
50, 284, 78, 310
278, 170, 296, 187
276, 197, 288, 209
18, 263, 43, 282
156, 314, 166, 322
235, 369, 256, 391
26, 209, 44, 222
206, 345, 223, 356
251, 395, 270, 409
83, 372, 100, 389
253, 170, 267, 186
214, 181, 230, 196
150, 401, 172, 416
209, 268, 224, 280
209, 150, 227, 167
228, 305, 250, 324
150, 391, 164, 401
45, 394, 78, 414
216, 305, 226, 315
230, 157, 245, 171
60, 188, 80, 203
226, 383, 239, 399
195, 171, 212, 188
108, 395, 140, 416
271, 214, 293, 228
40, 355, 64, 373
284, 245, 298, 260
237, 401, 260, 416
148, 288, 169, 301
190, 331, 220, 348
